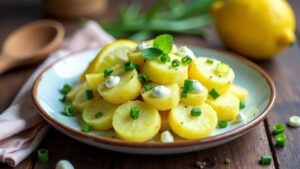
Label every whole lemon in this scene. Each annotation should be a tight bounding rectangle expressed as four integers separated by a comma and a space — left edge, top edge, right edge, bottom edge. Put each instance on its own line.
211, 0, 295, 60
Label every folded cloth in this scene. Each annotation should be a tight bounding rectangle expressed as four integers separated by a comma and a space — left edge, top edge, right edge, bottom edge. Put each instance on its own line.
0, 20, 114, 167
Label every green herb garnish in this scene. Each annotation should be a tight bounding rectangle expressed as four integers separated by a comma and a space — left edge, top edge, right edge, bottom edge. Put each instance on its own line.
153, 34, 173, 54
85, 90, 94, 100
60, 84, 72, 95
59, 95, 67, 103
218, 120, 228, 128
259, 155, 272, 165
273, 123, 285, 134
37, 148, 49, 162
64, 105, 76, 116
206, 59, 214, 64
144, 84, 154, 91
104, 68, 113, 77
191, 108, 201, 116
124, 61, 138, 71
138, 73, 149, 84
81, 123, 91, 132
275, 133, 286, 147
181, 56, 192, 64
95, 112, 103, 119
160, 54, 171, 63
130, 106, 140, 119
141, 47, 163, 59
239, 101, 246, 109
209, 88, 220, 99
171, 59, 180, 67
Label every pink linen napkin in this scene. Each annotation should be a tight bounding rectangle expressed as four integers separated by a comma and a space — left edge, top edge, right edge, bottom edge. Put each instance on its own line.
0, 20, 114, 167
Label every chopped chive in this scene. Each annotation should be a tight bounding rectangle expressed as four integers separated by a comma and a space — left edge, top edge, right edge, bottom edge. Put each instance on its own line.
259, 155, 272, 165
181, 56, 192, 64
191, 108, 201, 116
182, 79, 193, 93
60, 84, 72, 95
144, 84, 154, 91
138, 73, 149, 84
209, 89, 220, 99
171, 59, 180, 67
218, 120, 228, 128
239, 101, 246, 109
85, 90, 94, 100
275, 133, 286, 147
81, 123, 91, 132
95, 112, 103, 119
64, 105, 76, 116
224, 158, 231, 164
206, 59, 214, 64
37, 148, 49, 162
104, 68, 113, 77
160, 54, 170, 63
124, 61, 138, 71
181, 92, 188, 98
273, 123, 285, 134
130, 106, 140, 120
59, 95, 67, 103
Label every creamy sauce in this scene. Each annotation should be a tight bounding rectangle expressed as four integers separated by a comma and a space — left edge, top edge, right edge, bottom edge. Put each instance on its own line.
161, 130, 174, 143
151, 85, 170, 98
105, 75, 120, 88
191, 80, 205, 93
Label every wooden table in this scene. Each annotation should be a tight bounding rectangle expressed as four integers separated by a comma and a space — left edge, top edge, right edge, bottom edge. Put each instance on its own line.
0, 0, 299, 168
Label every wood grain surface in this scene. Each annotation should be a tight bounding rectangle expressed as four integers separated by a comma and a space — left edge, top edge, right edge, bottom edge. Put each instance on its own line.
0, 0, 299, 168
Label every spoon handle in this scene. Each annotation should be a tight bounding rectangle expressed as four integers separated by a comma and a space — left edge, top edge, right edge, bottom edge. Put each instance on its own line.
0, 55, 15, 74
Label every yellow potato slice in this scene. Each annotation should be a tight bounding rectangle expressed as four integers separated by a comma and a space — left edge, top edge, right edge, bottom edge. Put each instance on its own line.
229, 84, 248, 100
189, 57, 235, 94
169, 103, 218, 140
67, 82, 88, 101
112, 101, 161, 142
72, 89, 100, 113
82, 98, 118, 131
142, 54, 188, 86
98, 69, 142, 104
207, 93, 240, 121
180, 86, 208, 106
141, 83, 180, 111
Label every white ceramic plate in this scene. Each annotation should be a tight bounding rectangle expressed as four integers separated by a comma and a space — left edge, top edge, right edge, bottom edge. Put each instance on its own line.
32, 46, 275, 154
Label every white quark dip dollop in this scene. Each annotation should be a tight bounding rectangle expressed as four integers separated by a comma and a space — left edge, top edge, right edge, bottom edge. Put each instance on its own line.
151, 85, 170, 98
105, 75, 120, 88
136, 42, 150, 51
177, 46, 196, 59
161, 130, 174, 143
191, 80, 205, 93
55, 160, 74, 169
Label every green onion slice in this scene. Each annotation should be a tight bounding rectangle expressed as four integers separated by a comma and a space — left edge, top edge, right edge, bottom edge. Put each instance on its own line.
64, 105, 76, 116
60, 84, 72, 95
104, 68, 113, 77
37, 148, 49, 162
160, 54, 170, 63
171, 59, 180, 67
181, 56, 192, 65
209, 89, 220, 99
191, 108, 201, 116
239, 101, 246, 109
218, 120, 228, 128
275, 133, 286, 147
138, 73, 149, 84
260, 155, 272, 165
95, 112, 103, 119
273, 123, 285, 134
81, 123, 91, 132
85, 90, 94, 100
130, 106, 140, 119
144, 84, 154, 91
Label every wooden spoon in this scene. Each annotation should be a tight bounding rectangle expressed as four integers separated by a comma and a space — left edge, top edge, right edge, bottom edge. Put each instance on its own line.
0, 20, 65, 74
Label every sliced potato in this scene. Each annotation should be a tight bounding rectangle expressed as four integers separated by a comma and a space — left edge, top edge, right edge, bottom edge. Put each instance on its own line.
229, 84, 248, 100
128, 51, 145, 69
72, 89, 100, 113
82, 98, 118, 131
142, 54, 188, 86
168, 103, 218, 140
189, 57, 235, 94
180, 87, 208, 106
141, 83, 180, 111
67, 82, 88, 101
207, 93, 240, 121
112, 101, 161, 142
98, 69, 142, 104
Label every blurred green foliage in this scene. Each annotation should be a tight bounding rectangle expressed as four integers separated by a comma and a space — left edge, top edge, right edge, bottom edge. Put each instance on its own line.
101, 0, 214, 41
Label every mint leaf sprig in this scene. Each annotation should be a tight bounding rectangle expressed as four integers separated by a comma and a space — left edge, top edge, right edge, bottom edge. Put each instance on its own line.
141, 34, 173, 59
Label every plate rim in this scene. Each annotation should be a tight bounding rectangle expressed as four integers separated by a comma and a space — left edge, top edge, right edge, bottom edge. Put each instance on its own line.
32, 46, 276, 148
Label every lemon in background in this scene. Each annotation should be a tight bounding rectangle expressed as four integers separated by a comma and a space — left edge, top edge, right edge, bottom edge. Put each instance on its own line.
211, 0, 296, 60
